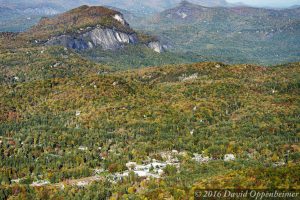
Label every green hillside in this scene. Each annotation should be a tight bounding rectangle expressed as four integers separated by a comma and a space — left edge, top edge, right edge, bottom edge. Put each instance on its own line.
132, 2, 300, 65
25, 5, 133, 41
0, 3, 299, 200
0, 46, 109, 84
82, 44, 207, 70
0, 58, 299, 198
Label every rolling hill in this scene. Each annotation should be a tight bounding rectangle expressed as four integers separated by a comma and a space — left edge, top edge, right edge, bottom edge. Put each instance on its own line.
0, 5, 204, 73
0, 55, 299, 198
132, 1, 300, 65
1, 0, 298, 32
0, 0, 237, 14
8, 5, 165, 54
0, 0, 235, 32
0, 2, 299, 200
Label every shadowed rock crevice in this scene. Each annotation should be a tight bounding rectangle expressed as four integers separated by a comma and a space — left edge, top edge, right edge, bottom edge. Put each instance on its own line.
46, 27, 139, 50
34, 5, 166, 52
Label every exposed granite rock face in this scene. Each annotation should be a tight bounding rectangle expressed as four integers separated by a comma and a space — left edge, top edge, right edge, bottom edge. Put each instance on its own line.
87, 28, 138, 49
46, 27, 139, 51
147, 41, 166, 53
46, 35, 88, 50
25, 5, 166, 53
113, 14, 128, 26
44, 9, 166, 52
46, 27, 166, 53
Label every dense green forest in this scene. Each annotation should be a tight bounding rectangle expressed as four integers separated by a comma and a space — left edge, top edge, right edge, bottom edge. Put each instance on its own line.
0, 3, 299, 199
133, 21, 300, 66
0, 39, 299, 198
132, 2, 300, 66
82, 45, 207, 70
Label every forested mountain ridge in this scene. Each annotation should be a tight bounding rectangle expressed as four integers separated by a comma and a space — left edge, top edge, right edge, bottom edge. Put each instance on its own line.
132, 1, 300, 65
19, 5, 165, 53
155, 1, 300, 23
0, 0, 242, 15
1, 0, 298, 32
0, 57, 299, 198
27, 5, 130, 39
0, 2, 299, 199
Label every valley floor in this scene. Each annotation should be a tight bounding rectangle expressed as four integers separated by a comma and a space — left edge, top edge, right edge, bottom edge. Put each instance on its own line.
0, 58, 299, 199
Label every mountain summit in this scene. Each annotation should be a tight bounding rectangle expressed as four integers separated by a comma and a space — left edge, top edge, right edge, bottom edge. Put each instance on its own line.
0, 0, 241, 15
137, 1, 300, 65
29, 5, 130, 37
26, 5, 165, 52
185, 0, 230, 7
156, 1, 300, 23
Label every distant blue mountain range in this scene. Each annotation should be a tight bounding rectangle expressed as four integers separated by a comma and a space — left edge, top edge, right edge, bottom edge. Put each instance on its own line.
0, 0, 296, 16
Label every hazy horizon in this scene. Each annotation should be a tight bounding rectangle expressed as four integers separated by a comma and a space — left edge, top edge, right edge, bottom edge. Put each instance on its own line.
227, 0, 300, 7
1, 0, 300, 9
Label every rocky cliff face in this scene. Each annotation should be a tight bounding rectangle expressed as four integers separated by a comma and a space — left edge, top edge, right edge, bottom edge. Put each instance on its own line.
147, 41, 166, 53
46, 24, 165, 52
40, 6, 165, 52
46, 26, 139, 50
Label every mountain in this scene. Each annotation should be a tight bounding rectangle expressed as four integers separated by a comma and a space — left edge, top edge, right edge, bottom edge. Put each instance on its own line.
0, 0, 232, 13
0, 6, 14, 13
1, 0, 298, 20
1, 0, 295, 32
132, 1, 300, 65
0, 1, 65, 15
0, 4, 60, 32
1, 38, 299, 196
186, 0, 230, 7
0, 5, 205, 70
0, 0, 281, 16
23, 5, 165, 53
0, 1, 299, 199
289, 5, 300, 9
153, 1, 300, 23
